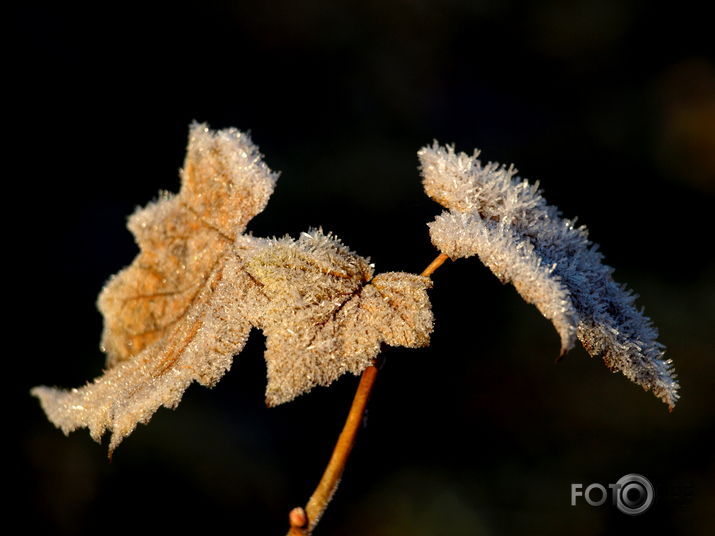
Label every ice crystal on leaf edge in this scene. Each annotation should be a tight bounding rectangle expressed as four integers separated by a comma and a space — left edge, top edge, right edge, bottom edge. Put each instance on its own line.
420, 142, 678, 409
31, 124, 433, 453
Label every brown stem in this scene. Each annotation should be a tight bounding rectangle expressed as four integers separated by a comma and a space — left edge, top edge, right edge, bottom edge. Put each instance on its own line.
286, 253, 450, 535
421, 252, 449, 278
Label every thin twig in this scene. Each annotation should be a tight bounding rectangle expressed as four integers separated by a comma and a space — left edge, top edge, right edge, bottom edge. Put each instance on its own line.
421, 252, 449, 278
286, 252, 450, 535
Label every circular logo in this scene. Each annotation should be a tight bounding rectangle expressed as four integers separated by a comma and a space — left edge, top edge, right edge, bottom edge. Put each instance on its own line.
614, 474, 654, 515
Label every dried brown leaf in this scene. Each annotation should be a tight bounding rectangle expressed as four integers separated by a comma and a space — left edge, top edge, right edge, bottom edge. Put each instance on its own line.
245, 231, 433, 406
32, 124, 277, 452
99, 123, 277, 365
32, 124, 434, 452
33, 254, 262, 453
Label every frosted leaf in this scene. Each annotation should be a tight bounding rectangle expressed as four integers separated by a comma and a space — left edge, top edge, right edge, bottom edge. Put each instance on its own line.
98, 122, 278, 365
32, 123, 276, 453
245, 230, 433, 406
420, 143, 678, 408
429, 210, 577, 353
32, 124, 435, 452
32, 254, 263, 453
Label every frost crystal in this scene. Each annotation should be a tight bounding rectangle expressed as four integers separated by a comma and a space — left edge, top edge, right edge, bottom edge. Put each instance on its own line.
420, 143, 678, 408
98, 124, 278, 366
32, 124, 433, 453
246, 231, 433, 406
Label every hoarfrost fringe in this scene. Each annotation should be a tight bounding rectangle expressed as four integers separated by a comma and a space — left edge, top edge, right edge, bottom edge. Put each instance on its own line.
31, 124, 433, 453
420, 143, 678, 408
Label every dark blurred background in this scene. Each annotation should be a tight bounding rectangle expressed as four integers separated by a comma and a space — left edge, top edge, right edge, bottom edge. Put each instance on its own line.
8, 1, 714, 534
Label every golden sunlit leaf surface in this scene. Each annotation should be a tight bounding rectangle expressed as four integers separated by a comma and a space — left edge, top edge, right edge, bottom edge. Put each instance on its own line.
99, 124, 277, 364
245, 232, 432, 406
32, 124, 433, 453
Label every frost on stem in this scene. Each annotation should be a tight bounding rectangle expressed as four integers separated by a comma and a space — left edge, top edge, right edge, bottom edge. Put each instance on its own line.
420, 143, 678, 408
32, 124, 433, 453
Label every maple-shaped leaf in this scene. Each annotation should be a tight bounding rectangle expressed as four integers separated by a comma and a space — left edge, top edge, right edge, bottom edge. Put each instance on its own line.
32, 123, 277, 452
98, 123, 277, 365
32, 124, 434, 453
245, 231, 433, 406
